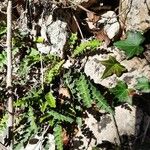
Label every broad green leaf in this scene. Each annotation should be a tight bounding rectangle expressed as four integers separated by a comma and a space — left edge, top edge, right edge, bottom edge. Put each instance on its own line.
45, 92, 56, 108
100, 56, 126, 79
114, 31, 145, 58
135, 77, 150, 93
110, 81, 132, 104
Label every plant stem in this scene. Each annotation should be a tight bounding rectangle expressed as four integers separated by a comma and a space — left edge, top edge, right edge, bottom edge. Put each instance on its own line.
6, 0, 13, 149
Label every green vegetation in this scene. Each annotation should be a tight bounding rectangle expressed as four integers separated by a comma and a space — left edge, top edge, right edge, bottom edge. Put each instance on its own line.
0, 22, 148, 150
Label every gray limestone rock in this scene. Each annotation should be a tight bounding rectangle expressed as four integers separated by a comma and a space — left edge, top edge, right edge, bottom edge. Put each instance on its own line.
72, 105, 143, 150
119, 0, 150, 31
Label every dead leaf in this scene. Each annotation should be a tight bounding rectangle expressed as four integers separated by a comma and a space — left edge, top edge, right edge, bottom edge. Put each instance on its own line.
62, 129, 69, 145
92, 28, 110, 46
87, 11, 100, 23
59, 86, 71, 99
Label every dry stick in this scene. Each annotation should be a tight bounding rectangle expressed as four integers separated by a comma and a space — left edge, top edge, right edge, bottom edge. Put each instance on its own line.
141, 116, 150, 144
40, 53, 44, 90
72, 14, 84, 39
6, 0, 13, 150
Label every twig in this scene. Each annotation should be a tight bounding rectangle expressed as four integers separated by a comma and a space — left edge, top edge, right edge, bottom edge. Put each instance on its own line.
141, 116, 150, 144
112, 115, 122, 146
72, 14, 84, 39
68, 0, 93, 13
40, 53, 44, 90
6, 0, 13, 150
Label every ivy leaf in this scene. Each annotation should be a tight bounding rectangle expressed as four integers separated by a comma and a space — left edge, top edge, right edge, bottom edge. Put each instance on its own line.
114, 31, 145, 58
45, 92, 56, 108
135, 77, 150, 93
110, 81, 133, 104
100, 56, 126, 79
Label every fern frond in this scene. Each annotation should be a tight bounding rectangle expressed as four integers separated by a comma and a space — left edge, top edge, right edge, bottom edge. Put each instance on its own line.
76, 74, 92, 108
90, 83, 114, 114
0, 114, 8, 133
53, 124, 63, 150
45, 60, 64, 83
47, 110, 74, 123
72, 39, 101, 57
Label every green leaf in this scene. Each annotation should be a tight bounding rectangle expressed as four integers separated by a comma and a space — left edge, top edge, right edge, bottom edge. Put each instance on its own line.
53, 124, 63, 150
114, 31, 145, 58
89, 82, 114, 114
47, 110, 74, 123
34, 36, 45, 43
100, 56, 126, 79
69, 33, 78, 45
76, 74, 92, 108
45, 60, 64, 83
72, 39, 101, 57
45, 92, 56, 108
135, 77, 150, 93
0, 21, 7, 36
110, 81, 132, 104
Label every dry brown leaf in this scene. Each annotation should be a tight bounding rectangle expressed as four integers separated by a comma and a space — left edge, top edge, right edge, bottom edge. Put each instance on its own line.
62, 128, 70, 145
87, 11, 100, 23
92, 28, 110, 46
59, 86, 71, 99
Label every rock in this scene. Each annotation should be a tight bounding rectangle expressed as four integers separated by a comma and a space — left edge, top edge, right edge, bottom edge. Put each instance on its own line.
24, 134, 55, 150
119, 0, 150, 31
46, 19, 68, 57
84, 47, 150, 89
71, 105, 143, 149
97, 11, 120, 39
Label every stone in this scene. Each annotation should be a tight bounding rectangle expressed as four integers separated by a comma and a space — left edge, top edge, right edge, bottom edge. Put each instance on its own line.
72, 104, 143, 149
97, 11, 120, 39
119, 0, 150, 32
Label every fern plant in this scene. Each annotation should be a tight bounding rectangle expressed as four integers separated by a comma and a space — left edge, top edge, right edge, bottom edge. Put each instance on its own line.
72, 39, 101, 57
53, 124, 63, 150
45, 60, 65, 83
89, 82, 114, 114
76, 74, 92, 108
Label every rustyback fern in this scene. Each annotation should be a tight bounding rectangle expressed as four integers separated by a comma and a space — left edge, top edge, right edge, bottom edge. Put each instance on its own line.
45, 60, 64, 83
76, 74, 92, 108
47, 110, 74, 123
53, 124, 63, 150
0, 114, 8, 133
72, 39, 101, 57
89, 82, 113, 114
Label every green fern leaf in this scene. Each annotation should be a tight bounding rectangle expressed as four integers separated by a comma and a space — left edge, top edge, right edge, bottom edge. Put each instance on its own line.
45, 92, 56, 108
76, 74, 92, 108
72, 39, 101, 57
90, 83, 113, 114
45, 60, 64, 83
53, 124, 63, 150
0, 114, 8, 133
47, 110, 74, 123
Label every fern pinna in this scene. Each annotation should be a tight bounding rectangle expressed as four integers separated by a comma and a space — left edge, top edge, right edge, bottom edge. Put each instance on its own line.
76, 74, 92, 108
64, 72, 113, 113
53, 124, 63, 150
